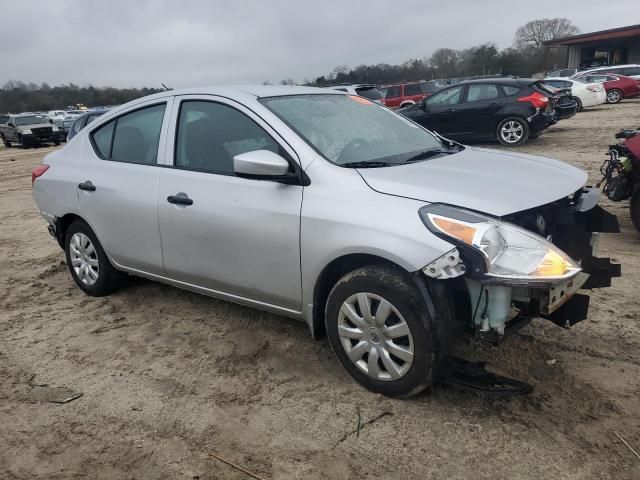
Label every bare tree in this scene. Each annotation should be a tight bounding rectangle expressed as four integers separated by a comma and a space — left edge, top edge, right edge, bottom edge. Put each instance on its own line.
514, 18, 579, 50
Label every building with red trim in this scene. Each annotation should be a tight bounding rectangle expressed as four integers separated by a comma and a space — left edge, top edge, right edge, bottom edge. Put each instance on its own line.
545, 24, 640, 70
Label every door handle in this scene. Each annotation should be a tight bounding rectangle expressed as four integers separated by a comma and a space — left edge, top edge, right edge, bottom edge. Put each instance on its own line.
78, 180, 96, 191
167, 193, 193, 206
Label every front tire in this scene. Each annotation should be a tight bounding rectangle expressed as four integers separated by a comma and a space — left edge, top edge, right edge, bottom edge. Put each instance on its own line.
606, 89, 622, 104
630, 189, 640, 233
325, 265, 445, 397
497, 117, 530, 146
573, 97, 583, 111
1, 135, 10, 147
64, 220, 122, 296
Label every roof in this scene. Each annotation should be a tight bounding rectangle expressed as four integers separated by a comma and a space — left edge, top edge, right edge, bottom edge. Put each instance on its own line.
545, 24, 640, 46
461, 78, 537, 86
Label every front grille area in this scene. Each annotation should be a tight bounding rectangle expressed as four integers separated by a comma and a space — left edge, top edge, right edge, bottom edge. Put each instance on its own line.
31, 127, 53, 139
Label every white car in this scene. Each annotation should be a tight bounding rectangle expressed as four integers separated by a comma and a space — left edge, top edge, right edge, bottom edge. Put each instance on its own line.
545, 68, 577, 79
47, 110, 69, 121
572, 64, 640, 81
544, 77, 606, 110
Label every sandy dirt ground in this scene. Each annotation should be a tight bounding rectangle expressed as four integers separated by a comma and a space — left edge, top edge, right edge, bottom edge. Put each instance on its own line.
1, 99, 640, 480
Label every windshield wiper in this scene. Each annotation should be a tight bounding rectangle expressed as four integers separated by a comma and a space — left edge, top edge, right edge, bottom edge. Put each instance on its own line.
403, 149, 453, 163
340, 161, 394, 168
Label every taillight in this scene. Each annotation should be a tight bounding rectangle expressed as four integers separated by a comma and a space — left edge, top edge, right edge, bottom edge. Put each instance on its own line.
32, 164, 49, 186
586, 85, 599, 92
517, 91, 549, 109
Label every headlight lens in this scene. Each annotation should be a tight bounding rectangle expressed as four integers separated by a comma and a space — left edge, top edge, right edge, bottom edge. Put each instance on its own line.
419, 204, 580, 282
19, 128, 32, 134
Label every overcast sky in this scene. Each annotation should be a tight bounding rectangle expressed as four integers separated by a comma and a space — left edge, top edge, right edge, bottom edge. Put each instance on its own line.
1, 0, 636, 88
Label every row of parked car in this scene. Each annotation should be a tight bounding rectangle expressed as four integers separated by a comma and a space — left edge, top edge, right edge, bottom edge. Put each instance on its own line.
0, 108, 110, 148
324, 63, 640, 147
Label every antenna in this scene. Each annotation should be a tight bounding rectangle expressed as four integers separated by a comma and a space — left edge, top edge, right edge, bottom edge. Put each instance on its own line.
161, 83, 171, 91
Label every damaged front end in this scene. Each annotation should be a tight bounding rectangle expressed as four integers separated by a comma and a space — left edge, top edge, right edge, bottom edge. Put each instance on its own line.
419, 187, 621, 343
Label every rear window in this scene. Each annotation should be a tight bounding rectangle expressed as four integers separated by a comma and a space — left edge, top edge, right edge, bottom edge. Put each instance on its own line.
355, 86, 383, 101
501, 85, 521, 96
623, 67, 640, 76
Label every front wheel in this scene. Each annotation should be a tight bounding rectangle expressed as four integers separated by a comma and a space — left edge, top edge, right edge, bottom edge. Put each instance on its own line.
64, 220, 123, 296
496, 117, 530, 146
630, 189, 640, 233
325, 265, 445, 397
606, 89, 622, 104
1, 135, 10, 147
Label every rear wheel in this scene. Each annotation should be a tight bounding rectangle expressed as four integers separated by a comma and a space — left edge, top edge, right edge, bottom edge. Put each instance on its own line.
606, 89, 622, 104
325, 265, 446, 397
64, 220, 122, 296
497, 117, 530, 146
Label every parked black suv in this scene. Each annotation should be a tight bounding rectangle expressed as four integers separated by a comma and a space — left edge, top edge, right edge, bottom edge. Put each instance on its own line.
399, 78, 558, 146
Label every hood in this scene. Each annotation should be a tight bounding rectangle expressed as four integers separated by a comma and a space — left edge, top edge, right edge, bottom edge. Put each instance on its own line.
357, 147, 587, 216
18, 122, 52, 129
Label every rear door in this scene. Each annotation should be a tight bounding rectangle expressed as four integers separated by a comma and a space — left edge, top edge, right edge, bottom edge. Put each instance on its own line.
76, 99, 171, 275
156, 95, 303, 310
454, 83, 505, 137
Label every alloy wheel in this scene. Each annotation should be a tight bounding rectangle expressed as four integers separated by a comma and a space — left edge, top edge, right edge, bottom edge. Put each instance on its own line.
607, 90, 621, 103
500, 120, 524, 144
337, 292, 414, 381
69, 232, 100, 286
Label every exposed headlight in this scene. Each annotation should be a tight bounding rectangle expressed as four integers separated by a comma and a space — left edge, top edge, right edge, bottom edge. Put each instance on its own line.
419, 204, 580, 283
19, 128, 32, 134
51, 126, 59, 131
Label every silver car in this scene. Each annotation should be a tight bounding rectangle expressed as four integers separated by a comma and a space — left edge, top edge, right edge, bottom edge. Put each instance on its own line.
32, 86, 620, 397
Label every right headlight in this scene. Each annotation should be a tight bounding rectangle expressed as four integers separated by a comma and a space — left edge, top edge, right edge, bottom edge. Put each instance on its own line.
419, 204, 580, 283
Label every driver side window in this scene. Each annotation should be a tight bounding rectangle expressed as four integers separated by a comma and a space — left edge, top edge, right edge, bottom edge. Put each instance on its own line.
426, 86, 463, 108
174, 100, 281, 175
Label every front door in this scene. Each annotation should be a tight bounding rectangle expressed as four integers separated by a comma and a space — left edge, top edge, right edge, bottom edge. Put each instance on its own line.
157, 96, 303, 311
419, 85, 464, 136
76, 100, 171, 275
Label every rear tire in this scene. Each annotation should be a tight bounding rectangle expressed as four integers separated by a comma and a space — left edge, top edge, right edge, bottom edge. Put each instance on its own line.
630, 189, 640, 234
64, 220, 122, 296
606, 89, 622, 104
325, 265, 446, 398
497, 117, 530, 146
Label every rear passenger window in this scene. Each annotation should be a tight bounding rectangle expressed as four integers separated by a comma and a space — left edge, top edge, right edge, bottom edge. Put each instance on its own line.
174, 101, 281, 175
501, 85, 521, 96
404, 84, 422, 96
92, 120, 114, 158
466, 84, 500, 102
91, 104, 166, 165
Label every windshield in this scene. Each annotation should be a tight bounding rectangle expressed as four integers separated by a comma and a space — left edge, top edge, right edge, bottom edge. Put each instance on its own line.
260, 94, 444, 166
15, 115, 46, 126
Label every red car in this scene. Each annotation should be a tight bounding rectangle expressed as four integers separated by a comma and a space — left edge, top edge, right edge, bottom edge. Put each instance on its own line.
382, 81, 439, 109
578, 73, 640, 104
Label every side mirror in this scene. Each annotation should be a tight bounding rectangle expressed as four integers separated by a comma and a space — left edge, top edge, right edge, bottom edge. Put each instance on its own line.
234, 150, 293, 181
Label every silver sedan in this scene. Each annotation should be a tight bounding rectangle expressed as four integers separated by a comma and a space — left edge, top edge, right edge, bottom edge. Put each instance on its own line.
32, 86, 618, 397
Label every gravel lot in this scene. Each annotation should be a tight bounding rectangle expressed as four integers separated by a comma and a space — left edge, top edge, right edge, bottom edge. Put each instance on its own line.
1, 99, 640, 479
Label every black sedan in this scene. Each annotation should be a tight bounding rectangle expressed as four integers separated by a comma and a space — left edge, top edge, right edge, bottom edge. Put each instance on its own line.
399, 78, 558, 146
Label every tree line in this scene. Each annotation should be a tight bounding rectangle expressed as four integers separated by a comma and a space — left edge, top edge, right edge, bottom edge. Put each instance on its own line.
1, 18, 579, 112
0, 81, 162, 113
307, 18, 578, 86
